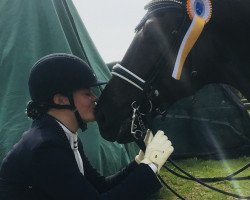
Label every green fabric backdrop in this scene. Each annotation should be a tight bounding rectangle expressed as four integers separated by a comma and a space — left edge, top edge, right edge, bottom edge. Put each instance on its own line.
0, 0, 134, 176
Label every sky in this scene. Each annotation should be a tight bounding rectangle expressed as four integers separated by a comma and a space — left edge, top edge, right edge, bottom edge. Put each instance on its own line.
72, 0, 148, 63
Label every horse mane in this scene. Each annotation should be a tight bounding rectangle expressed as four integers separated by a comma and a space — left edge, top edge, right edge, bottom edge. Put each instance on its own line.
135, 0, 184, 32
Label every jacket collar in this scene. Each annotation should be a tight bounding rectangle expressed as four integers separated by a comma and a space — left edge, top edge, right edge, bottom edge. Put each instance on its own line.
31, 114, 70, 147
57, 121, 79, 150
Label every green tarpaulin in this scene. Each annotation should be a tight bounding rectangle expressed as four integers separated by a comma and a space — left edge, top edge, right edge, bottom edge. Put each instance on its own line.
0, 0, 134, 175
152, 84, 250, 158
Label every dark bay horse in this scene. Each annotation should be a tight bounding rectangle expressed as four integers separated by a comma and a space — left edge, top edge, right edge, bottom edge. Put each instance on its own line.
95, 0, 250, 144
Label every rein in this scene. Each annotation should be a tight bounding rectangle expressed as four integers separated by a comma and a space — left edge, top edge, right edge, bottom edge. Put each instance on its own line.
111, 63, 250, 199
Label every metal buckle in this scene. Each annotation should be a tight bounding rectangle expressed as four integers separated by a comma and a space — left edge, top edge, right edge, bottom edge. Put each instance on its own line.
131, 101, 147, 140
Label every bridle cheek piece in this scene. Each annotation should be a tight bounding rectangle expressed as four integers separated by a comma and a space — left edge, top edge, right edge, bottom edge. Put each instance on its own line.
112, 63, 158, 141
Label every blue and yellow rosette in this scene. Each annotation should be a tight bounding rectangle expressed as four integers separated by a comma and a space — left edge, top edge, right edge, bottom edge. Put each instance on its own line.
172, 0, 212, 80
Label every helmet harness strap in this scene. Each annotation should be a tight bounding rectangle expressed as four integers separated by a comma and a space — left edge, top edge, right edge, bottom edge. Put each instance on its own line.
67, 93, 87, 132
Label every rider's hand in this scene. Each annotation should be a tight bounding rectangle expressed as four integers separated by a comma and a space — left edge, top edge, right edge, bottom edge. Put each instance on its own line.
141, 130, 174, 173
135, 130, 153, 164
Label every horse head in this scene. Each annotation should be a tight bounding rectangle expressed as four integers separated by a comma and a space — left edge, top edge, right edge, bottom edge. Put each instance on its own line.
95, 0, 250, 143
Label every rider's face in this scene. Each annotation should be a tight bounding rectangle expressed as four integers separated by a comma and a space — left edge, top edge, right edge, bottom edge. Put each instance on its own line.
73, 89, 97, 122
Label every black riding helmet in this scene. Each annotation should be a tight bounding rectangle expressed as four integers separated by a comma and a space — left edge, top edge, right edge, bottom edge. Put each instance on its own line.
27, 53, 106, 131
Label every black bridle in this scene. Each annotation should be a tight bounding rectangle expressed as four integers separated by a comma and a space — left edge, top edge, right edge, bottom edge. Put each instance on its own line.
111, 63, 250, 199
112, 63, 163, 142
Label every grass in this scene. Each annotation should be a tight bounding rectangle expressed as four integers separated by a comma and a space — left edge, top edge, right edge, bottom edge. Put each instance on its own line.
152, 156, 250, 200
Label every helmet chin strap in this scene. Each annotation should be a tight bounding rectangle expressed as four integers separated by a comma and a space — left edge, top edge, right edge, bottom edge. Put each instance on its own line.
67, 94, 87, 132
49, 105, 87, 132
48, 94, 87, 132
73, 109, 87, 132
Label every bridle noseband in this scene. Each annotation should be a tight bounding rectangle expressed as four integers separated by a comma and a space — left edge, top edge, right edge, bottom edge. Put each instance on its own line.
112, 64, 146, 91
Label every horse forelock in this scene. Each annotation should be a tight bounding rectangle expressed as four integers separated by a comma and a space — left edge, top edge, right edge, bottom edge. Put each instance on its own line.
135, 0, 184, 32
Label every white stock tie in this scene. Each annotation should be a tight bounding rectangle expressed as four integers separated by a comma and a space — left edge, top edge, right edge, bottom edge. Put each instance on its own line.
57, 121, 84, 175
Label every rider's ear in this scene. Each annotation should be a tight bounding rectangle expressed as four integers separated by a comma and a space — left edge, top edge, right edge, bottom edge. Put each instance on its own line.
53, 94, 69, 105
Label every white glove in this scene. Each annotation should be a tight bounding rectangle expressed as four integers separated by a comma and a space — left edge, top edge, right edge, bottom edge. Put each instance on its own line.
141, 130, 174, 173
135, 130, 154, 164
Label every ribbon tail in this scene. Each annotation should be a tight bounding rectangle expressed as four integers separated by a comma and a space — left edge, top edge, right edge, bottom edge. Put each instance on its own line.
172, 15, 205, 80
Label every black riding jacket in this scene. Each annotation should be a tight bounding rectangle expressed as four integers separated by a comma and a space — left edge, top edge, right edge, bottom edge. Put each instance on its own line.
0, 114, 161, 200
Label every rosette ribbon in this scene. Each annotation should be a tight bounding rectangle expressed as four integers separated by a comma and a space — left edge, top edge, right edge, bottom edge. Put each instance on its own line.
172, 0, 212, 80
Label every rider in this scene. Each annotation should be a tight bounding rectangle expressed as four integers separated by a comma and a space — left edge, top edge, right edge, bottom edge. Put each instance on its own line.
0, 53, 174, 200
